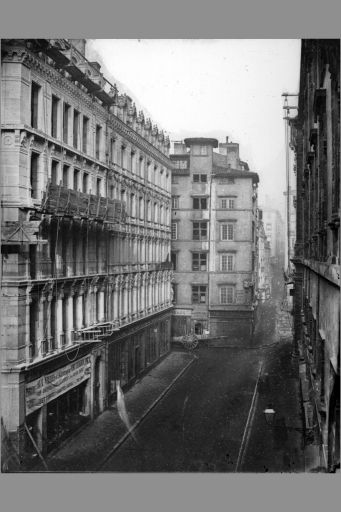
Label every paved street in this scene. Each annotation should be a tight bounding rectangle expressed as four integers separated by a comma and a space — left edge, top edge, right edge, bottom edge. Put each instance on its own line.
100, 347, 262, 471
100, 291, 305, 472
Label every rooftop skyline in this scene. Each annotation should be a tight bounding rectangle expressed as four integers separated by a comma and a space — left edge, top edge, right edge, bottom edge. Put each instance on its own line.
88, 39, 301, 215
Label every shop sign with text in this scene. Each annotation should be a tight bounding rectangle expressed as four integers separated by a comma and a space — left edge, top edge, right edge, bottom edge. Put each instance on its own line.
25, 355, 91, 414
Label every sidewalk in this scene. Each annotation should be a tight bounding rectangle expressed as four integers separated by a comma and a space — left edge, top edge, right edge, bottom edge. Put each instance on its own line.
240, 305, 306, 472
32, 350, 195, 472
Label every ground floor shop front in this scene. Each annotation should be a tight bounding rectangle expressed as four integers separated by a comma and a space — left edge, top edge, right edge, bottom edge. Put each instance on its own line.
171, 306, 256, 346
107, 310, 172, 403
19, 348, 103, 467
2, 309, 172, 470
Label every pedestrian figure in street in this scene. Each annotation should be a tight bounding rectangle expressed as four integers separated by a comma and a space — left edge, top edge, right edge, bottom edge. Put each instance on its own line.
116, 380, 139, 444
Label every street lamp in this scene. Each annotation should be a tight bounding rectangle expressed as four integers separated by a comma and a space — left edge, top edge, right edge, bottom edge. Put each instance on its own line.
263, 404, 276, 425
263, 404, 311, 434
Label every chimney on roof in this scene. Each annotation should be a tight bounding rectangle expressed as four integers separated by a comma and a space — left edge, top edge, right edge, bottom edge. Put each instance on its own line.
226, 136, 229, 143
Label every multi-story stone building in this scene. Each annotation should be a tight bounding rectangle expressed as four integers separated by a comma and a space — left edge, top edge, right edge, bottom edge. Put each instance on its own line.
1, 38, 173, 466
290, 39, 339, 472
170, 137, 259, 345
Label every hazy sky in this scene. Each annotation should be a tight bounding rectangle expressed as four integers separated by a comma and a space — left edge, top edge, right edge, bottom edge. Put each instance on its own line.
88, 39, 301, 215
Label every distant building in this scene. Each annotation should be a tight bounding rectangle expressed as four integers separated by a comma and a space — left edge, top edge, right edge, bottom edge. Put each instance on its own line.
170, 137, 259, 345
290, 39, 340, 472
261, 206, 285, 272
1, 38, 173, 466
256, 209, 272, 301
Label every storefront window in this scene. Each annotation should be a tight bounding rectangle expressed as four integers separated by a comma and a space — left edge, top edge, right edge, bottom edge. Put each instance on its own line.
46, 381, 89, 452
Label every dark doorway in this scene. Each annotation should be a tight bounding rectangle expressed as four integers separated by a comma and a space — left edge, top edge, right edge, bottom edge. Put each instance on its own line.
94, 357, 101, 417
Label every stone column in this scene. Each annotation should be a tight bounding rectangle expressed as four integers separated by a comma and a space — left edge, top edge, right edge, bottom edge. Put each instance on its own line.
69, 163, 74, 191
161, 278, 164, 305
139, 238, 143, 263
36, 295, 45, 357
114, 279, 120, 321
83, 289, 91, 328
122, 286, 127, 318
98, 290, 105, 322
150, 278, 154, 309
46, 294, 52, 352
67, 293, 73, 345
153, 280, 157, 309
76, 294, 83, 329
37, 143, 47, 202
158, 279, 161, 307
146, 279, 150, 309
130, 284, 135, 316
140, 278, 145, 313
56, 294, 63, 349
150, 279, 153, 309
134, 280, 140, 315
129, 235, 133, 265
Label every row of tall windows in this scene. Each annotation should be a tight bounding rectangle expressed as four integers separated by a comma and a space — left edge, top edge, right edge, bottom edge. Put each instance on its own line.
31, 83, 94, 157
191, 285, 235, 304
32, 83, 170, 188
31, 83, 170, 202
49, 160, 169, 206
171, 195, 236, 209
111, 141, 168, 187
120, 191, 169, 224
49, 159, 99, 194
171, 221, 235, 241
171, 252, 235, 271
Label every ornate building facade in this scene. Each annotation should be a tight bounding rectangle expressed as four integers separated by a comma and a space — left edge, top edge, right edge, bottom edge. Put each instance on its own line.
1, 39, 173, 466
170, 137, 259, 345
290, 39, 339, 472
